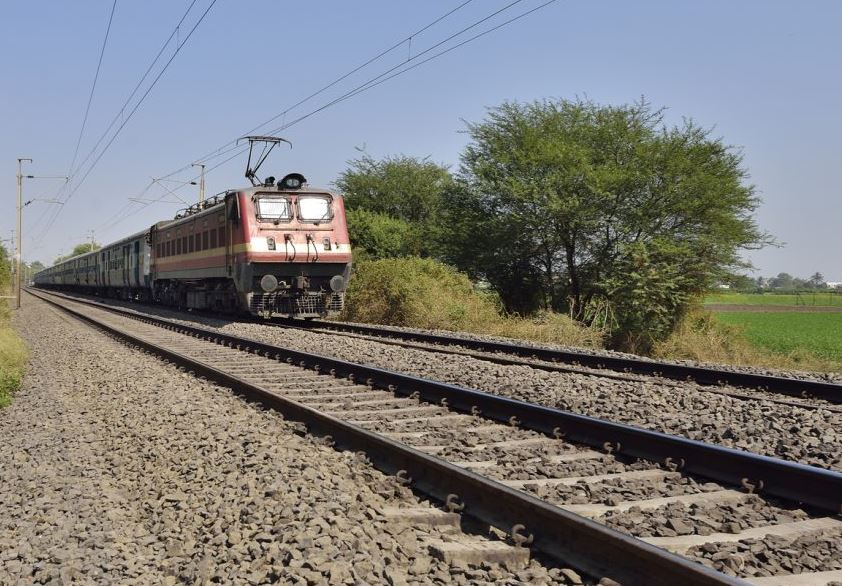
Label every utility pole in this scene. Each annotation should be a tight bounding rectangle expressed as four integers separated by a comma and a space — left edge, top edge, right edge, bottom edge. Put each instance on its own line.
192, 163, 205, 205
15, 158, 32, 309
87, 229, 96, 252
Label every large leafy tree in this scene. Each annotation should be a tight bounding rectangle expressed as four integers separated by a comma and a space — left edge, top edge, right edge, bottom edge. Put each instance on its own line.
443, 98, 769, 349
335, 154, 453, 257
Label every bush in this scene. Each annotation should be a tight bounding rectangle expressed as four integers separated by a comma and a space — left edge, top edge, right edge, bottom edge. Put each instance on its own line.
342, 257, 602, 348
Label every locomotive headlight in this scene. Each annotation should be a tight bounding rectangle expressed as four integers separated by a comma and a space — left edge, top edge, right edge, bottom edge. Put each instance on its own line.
260, 274, 279, 293
329, 275, 345, 292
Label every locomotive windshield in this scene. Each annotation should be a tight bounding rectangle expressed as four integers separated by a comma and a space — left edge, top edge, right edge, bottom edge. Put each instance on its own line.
256, 197, 291, 221
298, 195, 332, 222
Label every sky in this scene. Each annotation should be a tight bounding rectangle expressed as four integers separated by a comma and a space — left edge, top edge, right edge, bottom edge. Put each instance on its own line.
1, 0, 840, 280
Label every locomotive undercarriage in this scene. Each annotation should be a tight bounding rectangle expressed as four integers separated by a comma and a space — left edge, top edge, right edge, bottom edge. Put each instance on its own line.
153, 278, 241, 313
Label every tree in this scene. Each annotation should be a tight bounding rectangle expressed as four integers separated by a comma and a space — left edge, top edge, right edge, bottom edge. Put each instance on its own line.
769, 272, 794, 290
345, 209, 419, 260
807, 272, 826, 289
442, 98, 769, 350
335, 154, 453, 257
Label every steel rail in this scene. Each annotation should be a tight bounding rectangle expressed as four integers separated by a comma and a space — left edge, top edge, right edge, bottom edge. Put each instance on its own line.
29, 288, 745, 586
278, 318, 842, 404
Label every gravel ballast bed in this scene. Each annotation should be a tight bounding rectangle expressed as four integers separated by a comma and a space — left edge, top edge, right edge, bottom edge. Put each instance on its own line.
603, 497, 810, 538
1, 298, 583, 585
685, 529, 842, 579
42, 293, 841, 471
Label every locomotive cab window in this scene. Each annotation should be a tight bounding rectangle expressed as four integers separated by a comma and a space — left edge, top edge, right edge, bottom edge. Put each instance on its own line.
298, 195, 333, 223
256, 197, 291, 222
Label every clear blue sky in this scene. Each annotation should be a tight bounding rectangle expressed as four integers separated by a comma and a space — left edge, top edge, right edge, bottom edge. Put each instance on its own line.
2, 0, 840, 280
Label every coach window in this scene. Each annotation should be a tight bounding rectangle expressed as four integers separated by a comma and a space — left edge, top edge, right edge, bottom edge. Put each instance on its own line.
218, 227, 224, 246
182, 236, 187, 254
188, 234, 194, 253
210, 228, 217, 249
202, 231, 209, 250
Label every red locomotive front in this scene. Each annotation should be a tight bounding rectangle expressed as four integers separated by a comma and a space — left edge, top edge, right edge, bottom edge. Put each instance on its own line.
150, 172, 352, 318
232, 173, 352, 317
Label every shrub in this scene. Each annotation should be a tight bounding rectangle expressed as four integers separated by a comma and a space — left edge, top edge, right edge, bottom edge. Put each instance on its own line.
342, 257, 602, 348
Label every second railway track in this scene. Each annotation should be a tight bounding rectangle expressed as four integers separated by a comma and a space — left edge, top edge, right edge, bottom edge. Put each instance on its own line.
272, 318, 842, 409
28, 289, 842, 585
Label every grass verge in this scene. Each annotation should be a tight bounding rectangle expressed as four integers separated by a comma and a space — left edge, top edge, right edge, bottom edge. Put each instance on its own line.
0, 300, 28, 408
341, 257, 603, 349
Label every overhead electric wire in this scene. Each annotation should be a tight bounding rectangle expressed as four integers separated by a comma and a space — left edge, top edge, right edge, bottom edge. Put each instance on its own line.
34, 0, 218, 244
67, 0, 119, 180
95, 0, 557, 239
31, 0, 119, 242
35, 0, 204, 245
68, 0, 200, 184
184, 0, 539, 174
311, 0, 561, 111
154, 0, 478, 184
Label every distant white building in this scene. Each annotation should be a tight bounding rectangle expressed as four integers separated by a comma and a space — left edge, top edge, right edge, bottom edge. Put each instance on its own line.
827, 282, 842, 290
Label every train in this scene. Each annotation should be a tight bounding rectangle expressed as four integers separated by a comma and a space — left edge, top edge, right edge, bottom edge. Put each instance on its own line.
33, 171, 352, 318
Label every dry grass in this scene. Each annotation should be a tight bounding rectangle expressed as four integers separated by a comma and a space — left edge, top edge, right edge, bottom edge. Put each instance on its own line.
654, 307, 841, 373
341, 258, 603, 349
0, 300, 28, 408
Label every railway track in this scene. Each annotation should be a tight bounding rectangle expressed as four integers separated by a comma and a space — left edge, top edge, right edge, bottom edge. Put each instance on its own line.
34, 288, 842, 412
28, 289, 842, 585
274, 318, 842, 409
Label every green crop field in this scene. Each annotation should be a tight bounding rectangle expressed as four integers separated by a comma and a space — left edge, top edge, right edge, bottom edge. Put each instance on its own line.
705, 292, 842, 307
714, 312, 842, 363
